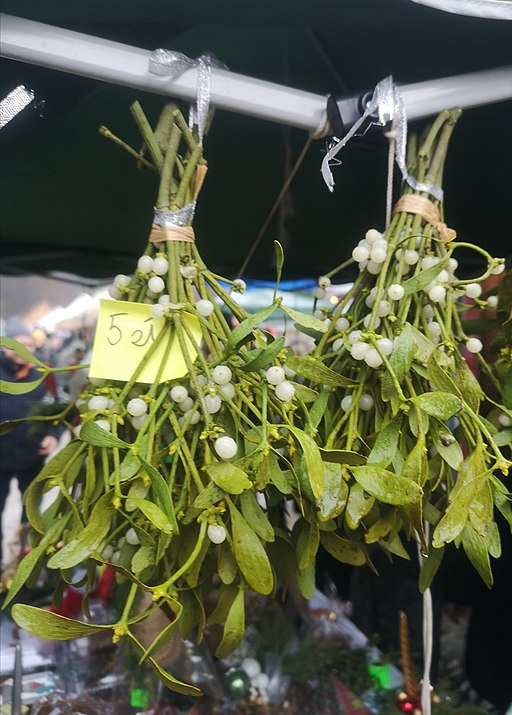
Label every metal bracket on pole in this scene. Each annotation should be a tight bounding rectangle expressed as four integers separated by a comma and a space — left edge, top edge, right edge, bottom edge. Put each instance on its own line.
1, 13, 512, 136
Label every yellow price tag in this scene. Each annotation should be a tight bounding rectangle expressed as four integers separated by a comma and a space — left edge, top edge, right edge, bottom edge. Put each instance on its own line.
89, 299, 201, 384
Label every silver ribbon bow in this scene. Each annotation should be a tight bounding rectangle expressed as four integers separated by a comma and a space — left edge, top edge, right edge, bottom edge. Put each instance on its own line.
0, 85, 35, 129
321, 76, 443, 201
149, 49, 226, 145
153, 203, 197, 227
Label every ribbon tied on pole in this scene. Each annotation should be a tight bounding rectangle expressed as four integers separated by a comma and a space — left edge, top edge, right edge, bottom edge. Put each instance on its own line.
149, 49, 226, 146
321, 76, 443, 201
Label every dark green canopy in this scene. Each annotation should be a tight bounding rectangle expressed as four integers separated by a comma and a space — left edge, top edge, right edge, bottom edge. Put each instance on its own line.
1, 0, 511, 281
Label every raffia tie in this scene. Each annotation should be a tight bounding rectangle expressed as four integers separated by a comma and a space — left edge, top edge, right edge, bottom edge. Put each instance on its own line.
149, 225, 195, 244
393, 195, 456, 243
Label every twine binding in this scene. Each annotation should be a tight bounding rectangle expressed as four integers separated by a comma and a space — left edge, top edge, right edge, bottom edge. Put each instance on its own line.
393, 195, 456, 243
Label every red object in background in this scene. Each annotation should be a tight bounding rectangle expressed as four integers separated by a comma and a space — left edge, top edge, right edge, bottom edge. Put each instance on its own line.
330, 675, 373, 715
50, 566, 115, 619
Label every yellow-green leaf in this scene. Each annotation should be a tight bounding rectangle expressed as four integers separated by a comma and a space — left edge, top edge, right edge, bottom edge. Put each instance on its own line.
228, 501, 274, 595
320, 532, 366, 566
286, 426, 324, 499
240, 491, 274, 542
206, 462, 252, 495
280, 305, 327, 333
285, 355, 355, 387
411, 392, 462, 421
1, 376, 45, 395
215, 588, 245, 658
319, 449, 366, 465
419, 545, 445, 593
432, 475, 488, 547
296, 560, 316, 599
3, 514, 71, 608
296, 519, 319, 570
80, 420, 130, 449
227, 304, 277, 349
350, 466, 423, 505
130, 498, 173, 534
47, 492, 114, 569
345, 483, 374, 529
316, 463, 348, 521
218, 540, 238, 585
368, 419, 401, 467
12, 604, 109, 639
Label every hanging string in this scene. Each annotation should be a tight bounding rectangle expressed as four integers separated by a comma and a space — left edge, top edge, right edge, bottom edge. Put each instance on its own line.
417, 523, 433, 715
236, 135, 313, 279
385, 122, 397, 228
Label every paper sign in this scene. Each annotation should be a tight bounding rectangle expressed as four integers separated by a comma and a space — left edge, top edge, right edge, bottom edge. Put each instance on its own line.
89, 299, 202, 384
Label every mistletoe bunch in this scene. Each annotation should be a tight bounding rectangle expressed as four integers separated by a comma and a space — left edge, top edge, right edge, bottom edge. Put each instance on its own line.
2, 103, 337, 696
307, 109, 511, 588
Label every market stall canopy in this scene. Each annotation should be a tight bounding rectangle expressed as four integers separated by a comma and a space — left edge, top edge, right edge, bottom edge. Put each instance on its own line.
1, 0, 511, 281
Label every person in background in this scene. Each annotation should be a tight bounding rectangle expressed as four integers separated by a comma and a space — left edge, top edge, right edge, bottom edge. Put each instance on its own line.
0, 318, 59, 547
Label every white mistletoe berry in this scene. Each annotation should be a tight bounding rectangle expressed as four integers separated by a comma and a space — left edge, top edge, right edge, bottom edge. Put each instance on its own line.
367, 260, 383, 275
158, 294, 171, 305
207, 524, 227, 544
196, 299, 214, 317
152, 257, 169, 275
404, 250, 419, 266
370, 247, 387, 264
179, 397, 195, 413
348, 330, 362, 344
219, 382, 236, 400
364, 348, 383, 368
487, 296, 498, 310
465, 283, 482, 299
318, 275, 331, 288
498, 412, 512, 427
332, 338, 344, 352
465, 337, 483, 354
147, 276, 165, 294
377, 300, 392, 318
314, 287, 327, 300
232, 279, 246, 293
387, 284, 405, 301
127, 398, 147, 417
214, 436, 238, 459
114, 274, 130, 287
428, 285, 446, 303
266, 366, 286, 385
88, 395, 109, 411
341, 395, 353, 411
170, 385, 188, 403
212, 365, 232, 385
275, 381, 295, 402
205, 394, 222, 414
132, 415, 147, 430
491, 260, 505, 275
365, 229, 383, 244
359, 393, 374, 411
137, 255, 153, 273
376, 337, 393, 356
126, 528, 140, 546
335, 317, 349, 332
350, 342, 370, 361
352, 245, 369, 263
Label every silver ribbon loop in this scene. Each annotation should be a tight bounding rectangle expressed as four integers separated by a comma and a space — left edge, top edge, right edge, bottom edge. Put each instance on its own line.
149, 49, 226, 145
154, 202, 197, 227
321, 76, 443, 201
0, 85, 35, 129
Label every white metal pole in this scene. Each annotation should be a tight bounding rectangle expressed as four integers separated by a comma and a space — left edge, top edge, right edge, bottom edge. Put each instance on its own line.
1, 13, 511, 133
